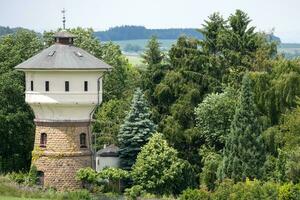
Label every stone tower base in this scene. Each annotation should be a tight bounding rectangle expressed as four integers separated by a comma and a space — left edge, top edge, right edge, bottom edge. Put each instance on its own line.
32, 120, 92, 191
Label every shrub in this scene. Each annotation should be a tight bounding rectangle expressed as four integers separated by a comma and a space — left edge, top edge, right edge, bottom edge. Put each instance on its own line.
125, 185, 145, 200
7, 165, 38, 186
179, 188, 211, 200
279, 183, 300, 200
97, 167, 130, 193
131, 133, 196, 195
199, 148, 222, 190
59, 189, 92, 200
98, 167, 130, 181
76, 167, 98, 189
8, 171, 27, 184
27, 165, 38, 185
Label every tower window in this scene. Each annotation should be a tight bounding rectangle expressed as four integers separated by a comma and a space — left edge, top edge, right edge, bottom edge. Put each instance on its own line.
80, 133, 87, 148
40, 133, 47, 147
37, 171, 44, 186
84, 81, 88, 92
30, 81, 34, 91
65, 81, 69, 92
45, 81, 49, 92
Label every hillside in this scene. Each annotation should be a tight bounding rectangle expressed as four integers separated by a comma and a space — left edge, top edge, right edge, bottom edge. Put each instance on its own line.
0, 26, 27, 37
94, 25, 203, 41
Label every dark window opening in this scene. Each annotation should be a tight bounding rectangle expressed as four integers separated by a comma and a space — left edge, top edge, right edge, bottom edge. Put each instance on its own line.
30, 81, 34, 91
37, 171, 44, 186
45, 81, 49, 92
84, 81, 88, 92
65, 81, 69, 92
80, 133, 87, 148
40, 133, 47, 147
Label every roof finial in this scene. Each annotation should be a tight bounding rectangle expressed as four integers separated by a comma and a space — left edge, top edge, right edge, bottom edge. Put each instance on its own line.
61, 8, 66, 29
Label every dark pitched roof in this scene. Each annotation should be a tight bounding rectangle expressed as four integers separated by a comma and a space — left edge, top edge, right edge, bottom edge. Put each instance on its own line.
97, 144, 119, 157
53, 30, 76, 38
15, 44, 112, 70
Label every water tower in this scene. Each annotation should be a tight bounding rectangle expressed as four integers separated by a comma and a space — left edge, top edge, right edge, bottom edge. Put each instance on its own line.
15, 30, 111, 190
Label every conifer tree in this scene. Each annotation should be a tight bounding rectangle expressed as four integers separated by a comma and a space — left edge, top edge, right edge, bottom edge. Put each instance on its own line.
141, 36, 164, 66
118, 88, 156, 169
220, 74, 265, 182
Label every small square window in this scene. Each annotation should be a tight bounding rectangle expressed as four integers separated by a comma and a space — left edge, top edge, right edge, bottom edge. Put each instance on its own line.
45, 81, 49, 92
65, 81, 69, 92
84, 81, 88, 92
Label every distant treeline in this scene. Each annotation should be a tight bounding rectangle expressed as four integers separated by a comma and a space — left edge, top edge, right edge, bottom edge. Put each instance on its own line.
0, 26, 27, 37
94, 25, 203, 41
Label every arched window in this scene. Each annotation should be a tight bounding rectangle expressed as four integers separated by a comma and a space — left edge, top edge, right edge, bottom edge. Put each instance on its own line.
37, 171, 44, 186
80, 133, 87, 148
40, 133, 47, 147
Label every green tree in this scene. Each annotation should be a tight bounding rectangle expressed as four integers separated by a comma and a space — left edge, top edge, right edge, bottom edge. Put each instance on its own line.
195, 88, 237, 151
198, 12, 225, 55
220, 74, 265, 182
0, 30, 43, 74
0, 72, 35, 173
156, 36, 209, 165
131, 133, 196, 195
93, 99, 130, 149
216, 10, 276, 85
0, 30, 42, 173
141, 36, 167, 120
141, 36, 164, 65
118, 88, 156, 169
199, 148, 222, 191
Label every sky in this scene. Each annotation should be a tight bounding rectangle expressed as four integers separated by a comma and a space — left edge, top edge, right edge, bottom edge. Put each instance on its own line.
0, 0, 299, 43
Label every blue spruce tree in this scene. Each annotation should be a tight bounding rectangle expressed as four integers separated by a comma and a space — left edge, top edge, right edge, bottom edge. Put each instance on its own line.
118, 88, 156, 169
220, 73, 265, 182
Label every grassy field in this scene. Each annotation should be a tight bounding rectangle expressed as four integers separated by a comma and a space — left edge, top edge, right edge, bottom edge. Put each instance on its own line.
112, 39, 176, 52
0, 196, 48, 200
126, 54, 143, 66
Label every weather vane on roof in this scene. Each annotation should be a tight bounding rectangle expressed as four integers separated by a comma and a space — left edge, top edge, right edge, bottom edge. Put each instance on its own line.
62, 8, 66, 29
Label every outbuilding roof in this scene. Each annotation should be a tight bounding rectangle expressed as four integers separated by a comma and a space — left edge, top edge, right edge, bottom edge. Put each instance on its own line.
15, 43, 112, 70
53, 30, 76, 38
97, 144, 119, 157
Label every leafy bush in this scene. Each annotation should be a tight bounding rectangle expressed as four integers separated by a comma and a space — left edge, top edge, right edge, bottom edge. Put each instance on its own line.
8, 171, 27, 184
279, 183, 300, 200
0, 175, 92, 199
76, 167, 98, 188
131, 133, 196, 195
59, 189, 91, 200
179, 188, 211, 200
7, 165, 38, 186
27, 164, 38, 185
125, 185, 144, 200
199, 147, 222, 190
98, 167, 130, 181
98, 167, 130, 193
178, 179, 293, 200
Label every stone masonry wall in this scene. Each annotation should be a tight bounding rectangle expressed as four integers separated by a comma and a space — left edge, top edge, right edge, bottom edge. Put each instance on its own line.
32, 121, 92, 191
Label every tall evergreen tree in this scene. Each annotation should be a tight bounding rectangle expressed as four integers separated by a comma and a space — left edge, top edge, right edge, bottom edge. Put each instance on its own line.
141, 36, 164, 66
220, 74, 265, 182
198, 12, 225, 55
118, 88, 156, 169
141, 36, 167, 115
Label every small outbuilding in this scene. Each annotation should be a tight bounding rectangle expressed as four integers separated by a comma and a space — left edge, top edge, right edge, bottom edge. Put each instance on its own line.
96, 144, 120, 172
